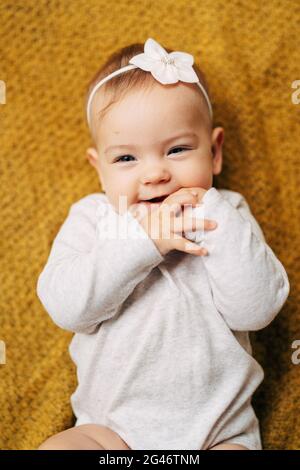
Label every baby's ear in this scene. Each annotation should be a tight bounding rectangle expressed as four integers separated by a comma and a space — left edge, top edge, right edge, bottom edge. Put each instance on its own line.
211, 127, 224, 176
86, 147, 99, 169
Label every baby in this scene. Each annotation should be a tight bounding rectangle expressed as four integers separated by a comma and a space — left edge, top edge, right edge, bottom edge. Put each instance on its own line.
37, 38, 290, 450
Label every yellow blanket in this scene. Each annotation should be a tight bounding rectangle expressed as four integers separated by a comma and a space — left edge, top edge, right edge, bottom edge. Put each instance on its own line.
0, 0, 299, 450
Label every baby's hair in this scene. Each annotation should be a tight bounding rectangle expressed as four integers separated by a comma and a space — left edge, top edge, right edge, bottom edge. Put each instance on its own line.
85, 42, 213, 145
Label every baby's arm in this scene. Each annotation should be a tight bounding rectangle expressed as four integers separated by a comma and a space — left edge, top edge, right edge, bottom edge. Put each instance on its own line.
200, 188, 290, 331
37, 195, 164, 334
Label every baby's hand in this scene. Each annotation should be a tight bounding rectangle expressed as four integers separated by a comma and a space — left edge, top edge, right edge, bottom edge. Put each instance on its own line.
129, 187, 218, 257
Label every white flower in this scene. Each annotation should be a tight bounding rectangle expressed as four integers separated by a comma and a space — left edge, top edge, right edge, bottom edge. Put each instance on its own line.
129, 38, 199, 85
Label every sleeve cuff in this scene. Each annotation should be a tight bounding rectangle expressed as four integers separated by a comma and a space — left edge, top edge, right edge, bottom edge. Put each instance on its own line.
202, 186, 223, 209
125, 209, 166, 264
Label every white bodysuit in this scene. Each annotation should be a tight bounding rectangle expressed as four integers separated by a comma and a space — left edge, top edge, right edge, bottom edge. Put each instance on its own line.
37, 187, 290, 450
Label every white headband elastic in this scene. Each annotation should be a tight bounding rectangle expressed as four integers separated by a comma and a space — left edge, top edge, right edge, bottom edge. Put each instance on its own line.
86, 37, 213, 129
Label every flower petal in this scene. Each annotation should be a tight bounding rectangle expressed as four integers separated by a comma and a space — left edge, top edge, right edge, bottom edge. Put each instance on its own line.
176, 64, 199, 83
144, 37, 169, 61
129, 53, 158, 71
150, 62, 179, 85
169, 51, 194, 66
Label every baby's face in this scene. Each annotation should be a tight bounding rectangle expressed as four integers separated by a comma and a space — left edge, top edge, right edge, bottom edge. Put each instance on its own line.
87, 81, 224, 214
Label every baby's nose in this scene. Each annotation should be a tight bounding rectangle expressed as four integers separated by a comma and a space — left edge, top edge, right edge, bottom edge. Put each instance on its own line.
141, 166, 171, 185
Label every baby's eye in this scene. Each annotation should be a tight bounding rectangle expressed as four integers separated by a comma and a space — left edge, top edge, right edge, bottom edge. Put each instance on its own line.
114, 147, 189, 163
115, 155, 135, 163
168, 147, 189, 155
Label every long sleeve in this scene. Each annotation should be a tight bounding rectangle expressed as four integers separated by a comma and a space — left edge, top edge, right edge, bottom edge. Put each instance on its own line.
37, 195, 164, 334
200, 187, 290, 331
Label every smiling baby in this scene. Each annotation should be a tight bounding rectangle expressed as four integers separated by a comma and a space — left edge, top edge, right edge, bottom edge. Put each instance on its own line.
37, 38, 290, 451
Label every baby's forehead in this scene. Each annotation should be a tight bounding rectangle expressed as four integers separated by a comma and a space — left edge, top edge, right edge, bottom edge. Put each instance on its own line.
113, 83, 204, 115
92, 82, 211, 144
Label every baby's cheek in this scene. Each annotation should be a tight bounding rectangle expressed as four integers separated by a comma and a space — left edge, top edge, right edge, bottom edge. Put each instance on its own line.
181, 175, 212, 192
177, 161, 212, 188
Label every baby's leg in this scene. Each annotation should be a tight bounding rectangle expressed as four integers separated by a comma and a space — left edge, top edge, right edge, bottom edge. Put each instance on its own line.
37, 424, 131, 450
209, 442, 249, 450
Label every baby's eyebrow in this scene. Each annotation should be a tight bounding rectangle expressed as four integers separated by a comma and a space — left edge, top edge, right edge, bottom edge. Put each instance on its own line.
104, 132, 198, 154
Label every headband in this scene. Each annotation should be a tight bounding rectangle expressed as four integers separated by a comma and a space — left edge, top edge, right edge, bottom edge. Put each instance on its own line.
86, 37, 213, 129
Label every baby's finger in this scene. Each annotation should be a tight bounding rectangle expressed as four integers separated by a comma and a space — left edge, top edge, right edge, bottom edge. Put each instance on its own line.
170, 234, 209, 256
163, 191, 198, 214
173, 216, 217, 233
